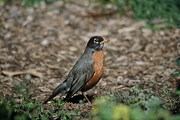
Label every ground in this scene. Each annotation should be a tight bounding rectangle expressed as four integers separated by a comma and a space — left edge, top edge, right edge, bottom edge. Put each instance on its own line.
0, 0, 180, 119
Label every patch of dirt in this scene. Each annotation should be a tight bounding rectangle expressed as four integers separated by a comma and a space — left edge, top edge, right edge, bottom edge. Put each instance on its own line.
0, 0, 180, 118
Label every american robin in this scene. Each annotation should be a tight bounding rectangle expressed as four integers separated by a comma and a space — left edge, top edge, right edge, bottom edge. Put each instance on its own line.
43, 36, 109, 104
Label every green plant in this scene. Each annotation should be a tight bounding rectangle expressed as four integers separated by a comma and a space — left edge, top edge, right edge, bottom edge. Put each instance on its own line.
171, 57, 180, 95
0, 78, 79, 120
0, 100, 29, 120
22, 0, 57, 6
1, 0, 57, 6
176, 57, 180, 67
171, 57, 180, 77
110, 86, 160, 110
92, 88, 180, 120
97, 0, 180, 29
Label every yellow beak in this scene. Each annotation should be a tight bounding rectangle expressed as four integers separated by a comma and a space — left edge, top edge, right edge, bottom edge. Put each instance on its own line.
100, 39, 110, 44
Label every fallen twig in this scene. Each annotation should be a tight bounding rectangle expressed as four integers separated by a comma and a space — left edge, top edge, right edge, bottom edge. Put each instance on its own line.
2, 69, 44, 78
69, 10, 118, 18
45, 63, 60, 69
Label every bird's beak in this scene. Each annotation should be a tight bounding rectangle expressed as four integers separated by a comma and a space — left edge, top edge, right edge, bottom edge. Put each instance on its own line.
100, 39, 110, 44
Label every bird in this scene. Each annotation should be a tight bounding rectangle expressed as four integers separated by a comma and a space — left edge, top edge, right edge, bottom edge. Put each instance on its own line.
43, 36, 109, 104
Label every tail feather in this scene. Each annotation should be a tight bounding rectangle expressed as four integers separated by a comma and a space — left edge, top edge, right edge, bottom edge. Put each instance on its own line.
43, 83, 66, 104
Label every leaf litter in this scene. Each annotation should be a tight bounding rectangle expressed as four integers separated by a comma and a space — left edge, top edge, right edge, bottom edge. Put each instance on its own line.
0, 0, 180, 118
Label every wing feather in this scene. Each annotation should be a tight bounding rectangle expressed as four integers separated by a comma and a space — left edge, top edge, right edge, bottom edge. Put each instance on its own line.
64, 52, 94, 100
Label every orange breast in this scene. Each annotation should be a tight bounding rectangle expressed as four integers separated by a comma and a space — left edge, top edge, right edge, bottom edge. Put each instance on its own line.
82, 50, 104, 92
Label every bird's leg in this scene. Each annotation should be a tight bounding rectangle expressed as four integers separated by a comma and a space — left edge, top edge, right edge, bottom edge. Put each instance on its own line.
82, 92, 91, 104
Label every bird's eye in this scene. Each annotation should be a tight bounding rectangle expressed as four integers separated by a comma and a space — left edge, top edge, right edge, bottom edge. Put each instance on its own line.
94, 38, 99, 44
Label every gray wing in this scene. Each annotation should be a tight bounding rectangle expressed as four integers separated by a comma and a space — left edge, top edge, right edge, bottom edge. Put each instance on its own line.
64, 53, 94, 101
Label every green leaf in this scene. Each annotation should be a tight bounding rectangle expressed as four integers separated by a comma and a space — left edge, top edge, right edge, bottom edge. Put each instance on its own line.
176, 57, 180, 67
171, 71, 180, 77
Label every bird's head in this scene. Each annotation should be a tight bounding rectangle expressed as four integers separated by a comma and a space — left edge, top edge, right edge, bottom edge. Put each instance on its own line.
86, 36, 109, 52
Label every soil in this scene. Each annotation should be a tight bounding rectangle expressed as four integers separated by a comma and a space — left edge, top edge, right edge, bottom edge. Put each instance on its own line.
0, 0, 180, 119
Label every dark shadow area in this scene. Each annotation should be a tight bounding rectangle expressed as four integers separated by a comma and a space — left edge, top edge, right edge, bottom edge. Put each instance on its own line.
65, 94, 94, 103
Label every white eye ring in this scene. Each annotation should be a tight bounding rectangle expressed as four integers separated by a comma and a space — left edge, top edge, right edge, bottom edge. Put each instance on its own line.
94, 38, 99, 44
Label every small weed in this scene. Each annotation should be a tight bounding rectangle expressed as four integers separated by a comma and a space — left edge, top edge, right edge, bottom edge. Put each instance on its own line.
79, 98, 87, 104
171, 57, 180, 77
92, 87, 180, 120
171, 56, 180, 95
176, 57, 180, 67
162, 89, 174, 108
171, 71, 180, 77
111, 86, 159, 110
0, 77, 79, 120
